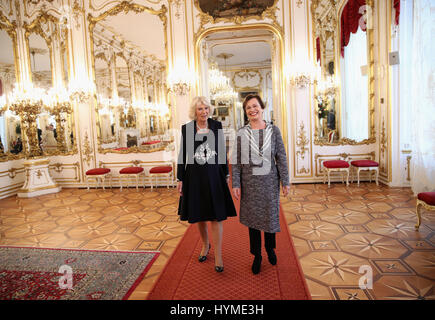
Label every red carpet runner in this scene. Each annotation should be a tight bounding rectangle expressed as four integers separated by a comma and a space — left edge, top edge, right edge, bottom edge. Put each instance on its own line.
147, 195, 311, 299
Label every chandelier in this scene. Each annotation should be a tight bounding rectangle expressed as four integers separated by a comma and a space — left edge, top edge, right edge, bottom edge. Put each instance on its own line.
209, 64, 230, 96
209, 53, 237, 104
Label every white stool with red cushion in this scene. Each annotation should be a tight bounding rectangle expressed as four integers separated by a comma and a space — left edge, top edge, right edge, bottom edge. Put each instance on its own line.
351, 160, 379, 186
149, 166, 173, 190
322, 160, 350, 188
85, 168, 112, 191
119, 166, 145, 191
415, 192, 435, 230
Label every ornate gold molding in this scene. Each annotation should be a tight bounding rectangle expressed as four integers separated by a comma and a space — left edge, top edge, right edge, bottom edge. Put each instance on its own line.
193, 0, 282, 39
97, 142, 170, 154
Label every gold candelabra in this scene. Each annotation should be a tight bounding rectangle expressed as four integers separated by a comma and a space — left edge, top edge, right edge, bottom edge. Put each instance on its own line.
9, 98, 44, 158
51, 101, 72, 152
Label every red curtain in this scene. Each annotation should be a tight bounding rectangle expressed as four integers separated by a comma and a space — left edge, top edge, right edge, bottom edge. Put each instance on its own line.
340, 0, 367, 57
393, 0, 400, 25
316, 37, 321, 63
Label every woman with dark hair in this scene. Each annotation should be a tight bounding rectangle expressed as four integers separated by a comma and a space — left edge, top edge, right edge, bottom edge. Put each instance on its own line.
231, 94, 290, 274
177, 96, 237, 273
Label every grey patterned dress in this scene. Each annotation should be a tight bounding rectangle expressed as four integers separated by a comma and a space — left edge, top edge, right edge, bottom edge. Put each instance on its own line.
231, 122, 290, 233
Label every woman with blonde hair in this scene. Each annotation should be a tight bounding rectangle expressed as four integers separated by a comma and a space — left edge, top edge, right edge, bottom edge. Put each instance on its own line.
177, 96, 236, 272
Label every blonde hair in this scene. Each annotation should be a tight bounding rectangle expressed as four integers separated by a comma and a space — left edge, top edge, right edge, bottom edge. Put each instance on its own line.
188, 96, 214, 120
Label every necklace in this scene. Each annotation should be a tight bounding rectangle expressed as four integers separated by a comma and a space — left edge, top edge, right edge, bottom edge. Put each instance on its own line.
196, 122, 208, 133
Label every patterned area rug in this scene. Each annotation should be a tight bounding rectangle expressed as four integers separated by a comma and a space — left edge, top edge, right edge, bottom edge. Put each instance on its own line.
0, 246, 159, 300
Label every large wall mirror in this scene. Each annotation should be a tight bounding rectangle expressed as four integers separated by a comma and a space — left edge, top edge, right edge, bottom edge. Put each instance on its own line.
25, 15, 77, 156
311, 0, 375, 145
199, 29, 276, 132
89, 2, 172, 154
0, 23, 22, 160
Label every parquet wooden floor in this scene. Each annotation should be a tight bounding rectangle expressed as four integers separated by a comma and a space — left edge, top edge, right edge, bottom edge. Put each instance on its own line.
0, 183, 433, 300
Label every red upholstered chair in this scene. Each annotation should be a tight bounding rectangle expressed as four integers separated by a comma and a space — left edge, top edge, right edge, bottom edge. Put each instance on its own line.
351, 160, 379, 186
119, 166, 145, 191
322, 160, 350, 188
415, 192, 435, 230
85, 168, 112, 191
149, 165, 173, 190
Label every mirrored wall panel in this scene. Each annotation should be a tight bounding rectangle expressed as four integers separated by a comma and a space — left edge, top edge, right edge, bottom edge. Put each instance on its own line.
311, 0, 375, 145
90, 3, 172, 153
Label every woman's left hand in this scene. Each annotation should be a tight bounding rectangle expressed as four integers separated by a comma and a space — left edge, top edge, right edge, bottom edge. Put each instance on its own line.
282, 185, 290, 197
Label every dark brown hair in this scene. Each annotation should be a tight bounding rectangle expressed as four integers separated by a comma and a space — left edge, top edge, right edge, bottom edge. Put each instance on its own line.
242, 94, 266, 112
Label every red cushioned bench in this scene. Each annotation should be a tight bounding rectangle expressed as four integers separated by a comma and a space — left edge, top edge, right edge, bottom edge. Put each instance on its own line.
350, 160, 379, 186
142, 140, 161, 145
322, 160, 350, 188
149, 165, 173, 190
119, 166, 145, 191
415, 192, 435, 230
85, 168, 112, 191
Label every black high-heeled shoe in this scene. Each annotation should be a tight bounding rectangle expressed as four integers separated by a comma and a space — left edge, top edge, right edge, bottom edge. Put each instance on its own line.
267, 249, 277, 265
198, 244, 211, 262
252, 255, 262, 274
215, 265, 224, 273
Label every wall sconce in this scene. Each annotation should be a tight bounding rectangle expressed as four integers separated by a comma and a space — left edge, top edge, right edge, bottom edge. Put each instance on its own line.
68, 79, 96, 103
167, 66, 194, 96
290, 73, 315, 89
289, 62, 319, 89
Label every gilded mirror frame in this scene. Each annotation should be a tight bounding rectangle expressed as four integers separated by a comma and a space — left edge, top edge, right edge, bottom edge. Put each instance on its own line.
194, 23, 288, 154
311, 0, 376, 146
88, 2, 171, 154
24, 12, 78, 156
0, 10, 24, 162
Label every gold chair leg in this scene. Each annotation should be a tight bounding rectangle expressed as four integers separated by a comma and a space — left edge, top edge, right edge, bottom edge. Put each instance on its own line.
327, 170, 331, 188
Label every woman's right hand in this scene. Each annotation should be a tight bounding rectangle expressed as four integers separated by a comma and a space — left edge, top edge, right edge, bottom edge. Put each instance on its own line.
177, 181, 183, 196
232, 188, 241, 200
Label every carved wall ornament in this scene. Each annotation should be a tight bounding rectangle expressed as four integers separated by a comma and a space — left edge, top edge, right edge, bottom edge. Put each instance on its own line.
83, 131, 93, 167
380, 119, 387, 157
297, 167, 310, 174
52, 162, 63, 173
233, 69, 263, 90
296, 122, 309, 160
8, 167, 18, 179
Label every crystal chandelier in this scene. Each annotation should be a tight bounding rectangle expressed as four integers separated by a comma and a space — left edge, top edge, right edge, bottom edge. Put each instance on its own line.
208, 53, 237, 104
208, 63, 230, 96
